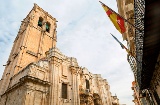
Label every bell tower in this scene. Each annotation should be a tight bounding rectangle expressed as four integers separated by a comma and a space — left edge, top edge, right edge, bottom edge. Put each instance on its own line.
0, 3, 57, 95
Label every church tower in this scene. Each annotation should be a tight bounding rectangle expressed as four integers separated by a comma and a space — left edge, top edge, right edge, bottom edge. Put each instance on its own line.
0, 3, 119, 105
0, 3, 57, 95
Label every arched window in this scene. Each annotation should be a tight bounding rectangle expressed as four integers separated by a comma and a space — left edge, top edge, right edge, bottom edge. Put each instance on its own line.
46, 22, 50, 33
38, 17, 43, 27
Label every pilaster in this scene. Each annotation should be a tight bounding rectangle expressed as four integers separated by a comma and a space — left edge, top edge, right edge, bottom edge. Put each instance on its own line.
46, 47, 63, 105
70, 66, 80, 105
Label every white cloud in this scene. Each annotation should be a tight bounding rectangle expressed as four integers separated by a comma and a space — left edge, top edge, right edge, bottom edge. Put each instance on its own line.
0, 0, 134, 104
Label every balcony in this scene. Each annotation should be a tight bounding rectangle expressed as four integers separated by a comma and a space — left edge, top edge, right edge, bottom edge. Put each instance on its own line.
134, 0, 160, 90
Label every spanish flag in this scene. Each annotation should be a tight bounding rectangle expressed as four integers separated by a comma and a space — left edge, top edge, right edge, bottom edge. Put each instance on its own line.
100, 1, 126, 34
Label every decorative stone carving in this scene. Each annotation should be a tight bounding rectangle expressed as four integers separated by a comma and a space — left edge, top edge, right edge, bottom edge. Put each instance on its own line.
0, 3, 119, 105
93, 93, 102, 105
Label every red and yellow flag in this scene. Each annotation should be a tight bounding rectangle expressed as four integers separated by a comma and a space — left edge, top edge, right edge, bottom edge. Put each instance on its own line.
100, 2, 126, 34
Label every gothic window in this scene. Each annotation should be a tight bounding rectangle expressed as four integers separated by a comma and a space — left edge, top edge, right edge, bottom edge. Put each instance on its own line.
38, 17, 43, 27
86, 79, 90, 89
46, 22, 50, 33
62, 83, 67, 99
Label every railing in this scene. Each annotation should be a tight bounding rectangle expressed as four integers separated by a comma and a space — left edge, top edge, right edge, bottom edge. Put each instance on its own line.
134, 0, 145, 89
127, 55, 137, 80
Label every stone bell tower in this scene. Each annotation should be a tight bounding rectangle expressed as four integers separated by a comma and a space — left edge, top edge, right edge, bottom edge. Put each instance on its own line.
0, 3, 117, 105
0, 3, 57, 95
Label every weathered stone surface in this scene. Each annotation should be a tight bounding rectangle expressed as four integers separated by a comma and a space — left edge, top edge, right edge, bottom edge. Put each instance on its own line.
0, 4, 120, 105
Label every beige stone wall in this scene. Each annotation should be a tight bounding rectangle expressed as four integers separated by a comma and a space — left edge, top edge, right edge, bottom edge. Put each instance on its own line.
91, 74, 112, 105
117, 0, 135, 56
0, 47, 114, 105
24, 82, 49, 105
0, 3, 57, 95
0, 81, 49, 105
0, 4, 120, 105
46, 47, 115, 105
4, 85, 25, 105
0, 61, 50, 105
131, 81, 142, 105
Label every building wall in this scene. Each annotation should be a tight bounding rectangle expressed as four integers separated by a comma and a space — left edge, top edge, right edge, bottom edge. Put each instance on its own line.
131, 81, 143, 105
117, 0, 137, 84
117, 0, 160, 105
0, 3, 57, 95
117, 0, 160, 104
117, 0, 135, 56
0, 85, 25, 105
0, 47, 117, 105
0, 61, 50, 105
0, 4, 120, 105
0, 82, 49, 105
46, 47, 116, 105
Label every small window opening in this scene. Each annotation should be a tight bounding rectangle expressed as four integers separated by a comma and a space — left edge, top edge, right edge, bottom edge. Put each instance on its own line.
38, 17, 43, 27
62, 83, 67, 99
46, 22, 50, 33
86, 79, 90, 89
125, 0, 132, 5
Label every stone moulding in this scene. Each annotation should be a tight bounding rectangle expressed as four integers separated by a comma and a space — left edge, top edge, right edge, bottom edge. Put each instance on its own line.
20, 75, 50, 86
1, 75, 50, 97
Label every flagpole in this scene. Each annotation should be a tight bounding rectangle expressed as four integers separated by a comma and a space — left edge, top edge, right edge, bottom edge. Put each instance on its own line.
110, 33, 138, 61
99, 1, 142, 32
110, 33, 145, 65
110, 33, 125, 49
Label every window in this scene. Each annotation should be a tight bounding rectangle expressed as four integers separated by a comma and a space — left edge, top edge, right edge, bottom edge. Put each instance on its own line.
38, 17, 43, 27
125, 0, 132, 5
62, 83, 67, 99
46, 22, 50, 33
86, 79, 90, 89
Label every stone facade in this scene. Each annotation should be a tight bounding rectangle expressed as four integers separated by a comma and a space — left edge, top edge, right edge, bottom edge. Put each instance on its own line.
117, 0, 160, 105
116, 0, 137, 80
0, 3, 57, 96
116, 0, 135, 56
131, 81, 149, 105
0, 4, 120, 105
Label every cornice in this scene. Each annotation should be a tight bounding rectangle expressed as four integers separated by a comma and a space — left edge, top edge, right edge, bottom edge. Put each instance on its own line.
33, 3, 57, 21
1, 75, 50, 97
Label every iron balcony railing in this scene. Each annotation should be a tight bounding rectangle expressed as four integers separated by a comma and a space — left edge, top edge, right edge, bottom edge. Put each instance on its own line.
134, 0, 145, 89
127, 55, 137, 80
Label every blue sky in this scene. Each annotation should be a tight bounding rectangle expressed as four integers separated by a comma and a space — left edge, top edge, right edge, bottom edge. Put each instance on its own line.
0, 0, 134, 104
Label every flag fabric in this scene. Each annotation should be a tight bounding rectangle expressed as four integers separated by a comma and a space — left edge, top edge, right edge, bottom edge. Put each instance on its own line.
110, 33, 130, 54
100, 1, 126, 34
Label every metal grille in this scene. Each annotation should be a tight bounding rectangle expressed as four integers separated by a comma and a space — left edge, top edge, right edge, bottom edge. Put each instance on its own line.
134, 0, 145, 89
127, 55, 137, 79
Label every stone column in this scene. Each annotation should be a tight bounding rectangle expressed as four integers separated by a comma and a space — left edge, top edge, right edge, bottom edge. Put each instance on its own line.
48, 56, 62, 105
76, 69, 80, 105
70, 66, 79, 105
48, 47, 64, 105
